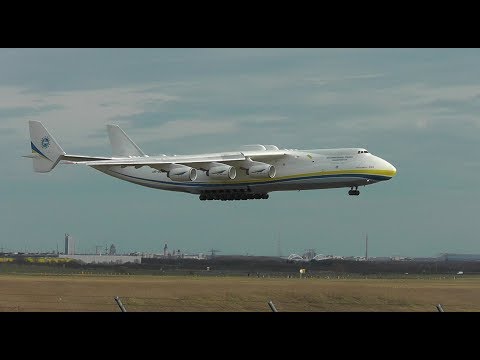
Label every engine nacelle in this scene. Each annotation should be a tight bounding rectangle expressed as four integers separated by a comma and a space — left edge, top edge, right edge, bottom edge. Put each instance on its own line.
246, 164, 276, 178
168, 167, 197, 181
207, 165, 236, 180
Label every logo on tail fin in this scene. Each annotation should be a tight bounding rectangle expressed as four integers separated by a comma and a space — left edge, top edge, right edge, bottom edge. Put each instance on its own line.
41, 136, 50, 149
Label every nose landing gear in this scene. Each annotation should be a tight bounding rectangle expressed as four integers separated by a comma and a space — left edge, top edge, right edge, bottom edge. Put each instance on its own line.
348, 186, 360, 196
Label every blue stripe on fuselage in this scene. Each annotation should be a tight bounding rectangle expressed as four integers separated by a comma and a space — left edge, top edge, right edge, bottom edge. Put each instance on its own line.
107, 169, 391, 188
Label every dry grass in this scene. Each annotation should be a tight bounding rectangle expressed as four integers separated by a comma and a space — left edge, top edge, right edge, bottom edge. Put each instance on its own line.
0, 274, 479, 312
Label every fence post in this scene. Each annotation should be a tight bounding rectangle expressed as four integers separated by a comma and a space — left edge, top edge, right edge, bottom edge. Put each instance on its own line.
268, 300, 278, 312
115, 296, 127, 312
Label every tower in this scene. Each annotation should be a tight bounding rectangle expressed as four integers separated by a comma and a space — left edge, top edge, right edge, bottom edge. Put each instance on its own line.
65, 233, 75, 255
64, 234, 68, 254
365, 233, 368, 261
276, 234, 283, 258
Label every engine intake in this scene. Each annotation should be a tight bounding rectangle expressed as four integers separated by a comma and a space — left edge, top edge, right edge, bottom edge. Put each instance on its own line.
246, 164, 276, 178
168, 167, 197, 181
207, 165, 236, 180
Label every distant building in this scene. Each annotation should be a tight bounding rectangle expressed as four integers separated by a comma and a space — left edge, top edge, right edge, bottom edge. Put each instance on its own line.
59, 254, 141, 264
109, 244, 116, 255
369, 257, 392, 262
65, 234, 75, 255
390, 256, 409, 261
412, 257, 438, 262
182, 253, 206, 260
438, 253, 480, 262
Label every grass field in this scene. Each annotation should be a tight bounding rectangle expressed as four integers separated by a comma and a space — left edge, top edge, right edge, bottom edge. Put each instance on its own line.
0, 274, 479, 311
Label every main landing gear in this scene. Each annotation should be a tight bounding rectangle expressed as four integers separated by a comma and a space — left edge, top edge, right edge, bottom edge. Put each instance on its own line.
348, 186, 360, 196
199, 189, 269, 201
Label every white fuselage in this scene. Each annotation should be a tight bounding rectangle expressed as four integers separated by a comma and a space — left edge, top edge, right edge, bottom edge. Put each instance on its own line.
27, 121, 397, 200
91, 148, 396, 195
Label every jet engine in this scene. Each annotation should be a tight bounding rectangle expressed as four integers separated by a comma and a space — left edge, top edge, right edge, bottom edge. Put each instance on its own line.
206, 165, 236, 180
246, 164, 276, 178
167, 167, 197, 181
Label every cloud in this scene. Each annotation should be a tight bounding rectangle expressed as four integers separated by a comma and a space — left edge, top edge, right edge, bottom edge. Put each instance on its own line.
304, 81, 480, 131
0, 84, 179, 149
305, 73, 385, 86
226, 114, 288, 124
5, 59, 480, 158
132, 119, 238, 142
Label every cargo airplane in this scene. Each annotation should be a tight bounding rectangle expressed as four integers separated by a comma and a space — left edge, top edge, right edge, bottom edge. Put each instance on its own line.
25, 121, 397, 200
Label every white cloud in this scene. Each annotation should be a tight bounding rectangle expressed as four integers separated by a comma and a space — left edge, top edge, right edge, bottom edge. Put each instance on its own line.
5, 70, 480, 158
0, 84, 179, 148
307, 82, 480, 130
305, 73, 385, 86
230, 114, 288, 123
0, 80, 295, 161
415, 118, 430, 129
132, 119, 238, 142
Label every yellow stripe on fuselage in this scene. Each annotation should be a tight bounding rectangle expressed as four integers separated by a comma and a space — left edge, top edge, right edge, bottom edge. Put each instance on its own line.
324, 169, 396, 177
203, 168, 396, 184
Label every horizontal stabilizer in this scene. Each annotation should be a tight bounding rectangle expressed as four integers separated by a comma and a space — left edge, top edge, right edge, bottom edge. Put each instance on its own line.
61, 154, 111, 162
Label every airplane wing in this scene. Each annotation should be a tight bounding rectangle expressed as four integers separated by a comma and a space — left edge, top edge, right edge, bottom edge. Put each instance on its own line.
70, 150, 286, 171
76, 152, 245, 166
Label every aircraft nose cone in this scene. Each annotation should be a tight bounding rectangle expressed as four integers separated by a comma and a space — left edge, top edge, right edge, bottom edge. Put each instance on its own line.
386, 162, 397, 177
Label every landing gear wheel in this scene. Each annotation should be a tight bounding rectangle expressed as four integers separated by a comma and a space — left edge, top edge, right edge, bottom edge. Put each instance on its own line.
348, 187, 360, 196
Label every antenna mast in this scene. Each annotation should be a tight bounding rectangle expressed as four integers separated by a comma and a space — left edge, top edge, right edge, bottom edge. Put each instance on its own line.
365, 233, 368, 261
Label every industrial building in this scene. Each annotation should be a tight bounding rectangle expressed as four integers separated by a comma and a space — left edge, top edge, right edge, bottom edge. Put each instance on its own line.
59, 254, 141, 264
437, 253, 480, 262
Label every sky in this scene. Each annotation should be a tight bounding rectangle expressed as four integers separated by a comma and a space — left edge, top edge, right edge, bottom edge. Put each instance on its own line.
2, 48, 479, 258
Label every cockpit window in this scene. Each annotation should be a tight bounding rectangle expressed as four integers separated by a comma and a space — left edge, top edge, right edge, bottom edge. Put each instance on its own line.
358, 150, 369, 154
